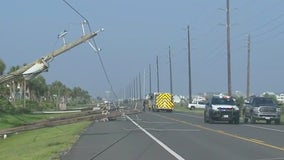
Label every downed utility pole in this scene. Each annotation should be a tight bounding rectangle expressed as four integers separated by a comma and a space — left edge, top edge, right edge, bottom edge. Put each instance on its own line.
0, 29, 100, 84
0, 109, 140, 136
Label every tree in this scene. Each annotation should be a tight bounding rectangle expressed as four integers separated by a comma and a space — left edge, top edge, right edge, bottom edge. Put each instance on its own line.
27, 75, 48, 101
0, 59, 8, 98
263, 93, 277, 103
7, 65, 21, 104
0, 59, 6, 75
71, 87, 91, 104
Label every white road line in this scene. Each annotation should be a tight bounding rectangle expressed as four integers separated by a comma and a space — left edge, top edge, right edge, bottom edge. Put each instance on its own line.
257, 157, 284, 160
124, 128, 200, 132
243, 124, 284, 133
141, 121, 176, 124
126, 115, 186, 160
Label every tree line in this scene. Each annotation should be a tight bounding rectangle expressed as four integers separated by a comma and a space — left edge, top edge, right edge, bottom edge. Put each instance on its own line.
0, 59, 92, 113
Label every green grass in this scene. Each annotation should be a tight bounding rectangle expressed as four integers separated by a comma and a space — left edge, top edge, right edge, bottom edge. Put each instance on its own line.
0, 113, 75, 130
0, 121, 91, 160
174, 104, 204, 115
0, 104, 283, 160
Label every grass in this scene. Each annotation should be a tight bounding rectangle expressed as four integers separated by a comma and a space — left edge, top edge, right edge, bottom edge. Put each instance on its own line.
174, 103, 204, 115
0, 121, 91, 160
0, 113, 73, 130
0, 104, 283, 160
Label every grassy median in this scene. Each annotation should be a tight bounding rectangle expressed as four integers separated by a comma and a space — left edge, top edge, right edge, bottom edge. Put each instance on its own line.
0, 121, 91, 160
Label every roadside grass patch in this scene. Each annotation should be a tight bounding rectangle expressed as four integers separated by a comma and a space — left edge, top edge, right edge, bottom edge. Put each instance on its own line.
0, 113, 74, 129
0, 121, 91, 160
174, 103, 204, 115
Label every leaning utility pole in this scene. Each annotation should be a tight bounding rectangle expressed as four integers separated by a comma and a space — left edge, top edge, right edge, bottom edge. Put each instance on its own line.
226, 0, 232, 96
156, 55, 160, 93
246, 34, 251, 98
0, 30, 99, 84
169, 46, 173, 95
187, 25, 192, 103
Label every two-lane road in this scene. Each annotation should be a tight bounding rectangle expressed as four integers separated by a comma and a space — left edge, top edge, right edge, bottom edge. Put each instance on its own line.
62, 111, 284, 160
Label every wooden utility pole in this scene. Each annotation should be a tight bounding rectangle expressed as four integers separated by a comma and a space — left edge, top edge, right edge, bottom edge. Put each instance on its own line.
187, 25, 192, 103
226, 0, 232, 96
133, 78, 136, 100
246, 34, 251, 98
169, 46, 173, 95
0, 31, 98, 84
149, 64, 152, 94
156, 56, 160, 93
143, 69, 146, 98
139, 72, 142, 100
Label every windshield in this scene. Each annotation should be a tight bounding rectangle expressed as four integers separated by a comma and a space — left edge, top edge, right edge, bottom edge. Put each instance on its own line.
253, 98, 275, 107
212, 97, 236, 105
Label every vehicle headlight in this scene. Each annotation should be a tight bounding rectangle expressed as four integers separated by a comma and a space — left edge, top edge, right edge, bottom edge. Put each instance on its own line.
234, 106, 239, 111
253, 107, 259, 113
212, 108, 219, 111
276, 107, 281, 113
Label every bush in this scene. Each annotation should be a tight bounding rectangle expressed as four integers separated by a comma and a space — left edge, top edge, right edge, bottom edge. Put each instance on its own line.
0, 97, 15, 113
40, 101, 56, 110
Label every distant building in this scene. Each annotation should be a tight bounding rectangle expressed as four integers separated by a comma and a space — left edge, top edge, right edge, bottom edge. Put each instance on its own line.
173, 95, 181, 103
276, 94, 284, 104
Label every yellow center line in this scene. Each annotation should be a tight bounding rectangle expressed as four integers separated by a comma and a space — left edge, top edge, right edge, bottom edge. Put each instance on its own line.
156, 114, 284, 152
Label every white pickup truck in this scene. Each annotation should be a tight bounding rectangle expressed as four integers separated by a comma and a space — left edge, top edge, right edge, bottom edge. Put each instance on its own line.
188, 101, 206, 110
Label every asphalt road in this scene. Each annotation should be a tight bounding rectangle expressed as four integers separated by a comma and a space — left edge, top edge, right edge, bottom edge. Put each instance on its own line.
62, 110, 284, 160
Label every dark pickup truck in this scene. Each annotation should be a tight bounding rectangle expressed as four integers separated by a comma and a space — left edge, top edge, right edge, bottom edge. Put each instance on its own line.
243, 97, 281, 124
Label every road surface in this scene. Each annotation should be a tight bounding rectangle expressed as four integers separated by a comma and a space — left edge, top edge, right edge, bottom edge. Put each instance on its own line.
62, 110, 284, 160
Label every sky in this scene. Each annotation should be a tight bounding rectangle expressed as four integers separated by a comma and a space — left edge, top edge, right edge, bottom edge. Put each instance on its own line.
1, 0, 284, 99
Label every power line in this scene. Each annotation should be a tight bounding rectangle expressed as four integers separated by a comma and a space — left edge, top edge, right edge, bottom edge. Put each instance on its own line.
62, 0, 118, 99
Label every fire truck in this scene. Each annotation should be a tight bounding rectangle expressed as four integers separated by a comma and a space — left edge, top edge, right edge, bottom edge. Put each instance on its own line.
148, 92, 174, 112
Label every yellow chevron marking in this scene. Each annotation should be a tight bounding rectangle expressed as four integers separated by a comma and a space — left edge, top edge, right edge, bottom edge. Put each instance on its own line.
155, 93, 174, 110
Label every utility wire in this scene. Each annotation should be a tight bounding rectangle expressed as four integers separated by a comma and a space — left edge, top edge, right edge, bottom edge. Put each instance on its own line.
62, 0, 118, 100
89, 131, 132, 160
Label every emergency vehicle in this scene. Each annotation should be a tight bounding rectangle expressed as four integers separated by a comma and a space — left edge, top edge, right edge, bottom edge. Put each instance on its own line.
148, 92, 174, 112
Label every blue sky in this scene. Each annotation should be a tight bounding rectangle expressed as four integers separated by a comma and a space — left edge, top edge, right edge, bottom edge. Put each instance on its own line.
1, 0, 284, 99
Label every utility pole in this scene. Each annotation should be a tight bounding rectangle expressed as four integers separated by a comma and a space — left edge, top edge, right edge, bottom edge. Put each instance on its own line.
149, 64, 152, 94
139, 72, 142, 100
246, 34, 251, 98
156, 55, 160, 93
133, 78, 136, 101
143, 69, 146, 98
226, 0, 232, 96
187, 25, 192, 103
0, 31, 98, 84
169, 46, 173, 95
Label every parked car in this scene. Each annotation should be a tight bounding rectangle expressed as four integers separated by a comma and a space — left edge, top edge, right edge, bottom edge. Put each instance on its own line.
243, 96, 281, 124
204, 95, 240, 124
188, 101, 206, 110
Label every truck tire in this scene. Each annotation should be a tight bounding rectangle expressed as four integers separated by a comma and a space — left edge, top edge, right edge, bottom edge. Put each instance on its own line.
244, 117, 248, 123
204, 111, 208, 123
208, 111, 214, 124
250, 115, 256, 124
234, 117, 240, 124
275, 119, 280, 125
